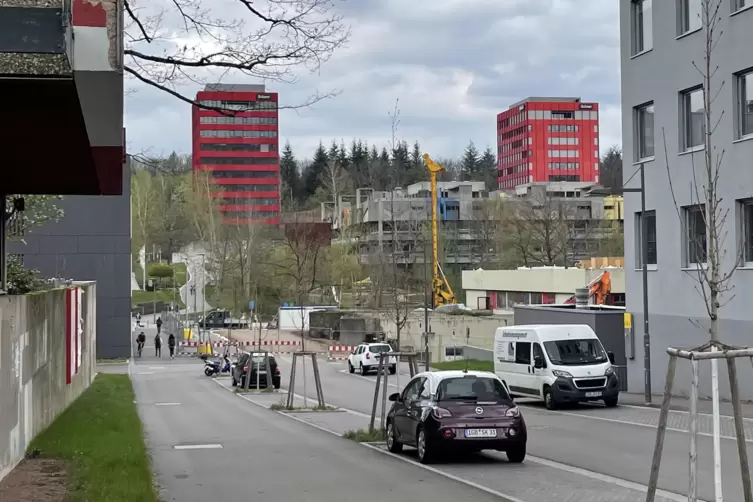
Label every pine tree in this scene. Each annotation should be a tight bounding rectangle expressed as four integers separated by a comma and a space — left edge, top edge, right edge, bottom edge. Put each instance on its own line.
302, 142, 329, 198
460, 141, 480, 181
479, 146, 498, 191
279, 142, 300, 207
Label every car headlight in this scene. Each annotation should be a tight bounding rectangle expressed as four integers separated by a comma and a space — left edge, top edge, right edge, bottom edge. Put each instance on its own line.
552, 370, 573, 378
505, 406, 520, 418
605, 366, 615, 376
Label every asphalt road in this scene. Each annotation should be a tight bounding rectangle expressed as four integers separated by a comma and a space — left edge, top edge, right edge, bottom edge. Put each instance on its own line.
272, 355, 753, 502
129, 356, 510, 502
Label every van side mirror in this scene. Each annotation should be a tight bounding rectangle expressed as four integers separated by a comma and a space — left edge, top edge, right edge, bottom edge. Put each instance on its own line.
388, 392, 400, 402
533, 356, 545, 369
607, 351, 616, 365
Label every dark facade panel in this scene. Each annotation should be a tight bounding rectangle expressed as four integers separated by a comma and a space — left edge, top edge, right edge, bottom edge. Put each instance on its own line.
0, 7, 65, 54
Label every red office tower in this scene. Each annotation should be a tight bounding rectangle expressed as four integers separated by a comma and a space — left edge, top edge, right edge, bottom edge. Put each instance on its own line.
496, 97, 600, 190
191, 84, 280, 225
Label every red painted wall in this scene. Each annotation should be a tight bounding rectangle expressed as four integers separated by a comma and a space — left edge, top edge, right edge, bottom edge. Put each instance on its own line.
496, 99, 600, 190
191, 90, 281, 225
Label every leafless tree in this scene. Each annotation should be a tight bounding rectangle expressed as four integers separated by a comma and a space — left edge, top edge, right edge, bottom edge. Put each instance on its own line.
124, 0, 350, 110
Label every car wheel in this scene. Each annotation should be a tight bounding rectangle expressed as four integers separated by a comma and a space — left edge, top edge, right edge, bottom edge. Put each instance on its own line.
604, 396, 619, 408
386, 422, 403, 453
507, 445, 526, 463
348, 361, 355, 374
360, 363, 368, 376
416, 428, 433, 464
544, 387, 557, 410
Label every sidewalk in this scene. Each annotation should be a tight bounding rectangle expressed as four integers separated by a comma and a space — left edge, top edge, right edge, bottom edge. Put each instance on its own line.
619, 392, 753, 419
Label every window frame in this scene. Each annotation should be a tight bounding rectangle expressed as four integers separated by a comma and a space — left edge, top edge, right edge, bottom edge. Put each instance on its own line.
732, 0, 749, 14
635, 210, 658, 269
736, 69, 753, 139
739, 199, 753, 267
680, 86, 705, 152
683, 204, 708, 267
677, 0, 702, 36
635, 102, 655, 160
631, 0, 653, 56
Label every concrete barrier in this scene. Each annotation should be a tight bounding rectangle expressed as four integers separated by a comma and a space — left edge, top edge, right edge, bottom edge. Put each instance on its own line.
0, 284, 97, 483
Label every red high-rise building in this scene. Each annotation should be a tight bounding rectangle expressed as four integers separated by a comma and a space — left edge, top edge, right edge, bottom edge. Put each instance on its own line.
192, 84, 280, 225
497, 97, 600, 190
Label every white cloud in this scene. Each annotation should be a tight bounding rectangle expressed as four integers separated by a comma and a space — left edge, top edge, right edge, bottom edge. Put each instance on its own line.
124, 0, 621, 161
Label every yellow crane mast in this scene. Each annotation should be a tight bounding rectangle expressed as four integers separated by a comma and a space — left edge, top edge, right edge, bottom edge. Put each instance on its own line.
422, 153, 456, 307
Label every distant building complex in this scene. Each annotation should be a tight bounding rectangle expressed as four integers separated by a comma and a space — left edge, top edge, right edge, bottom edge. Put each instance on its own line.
192, 84, 280, 225
497, 97, 600, 190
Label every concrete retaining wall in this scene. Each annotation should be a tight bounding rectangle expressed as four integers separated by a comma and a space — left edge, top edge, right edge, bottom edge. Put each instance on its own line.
0, 284, 97, 483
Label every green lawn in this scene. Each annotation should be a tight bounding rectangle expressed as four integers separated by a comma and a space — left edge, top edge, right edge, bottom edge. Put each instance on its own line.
29, 374, 158, 502
131, 289, 185, 309
431, 359, 494, 372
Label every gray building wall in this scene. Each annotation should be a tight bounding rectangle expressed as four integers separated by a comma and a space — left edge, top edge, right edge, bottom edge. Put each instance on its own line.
620, 2, 753, 399
8, 164, 131, 358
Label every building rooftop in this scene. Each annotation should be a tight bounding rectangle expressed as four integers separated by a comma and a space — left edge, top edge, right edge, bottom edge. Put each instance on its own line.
203, 83, 266, 92
508, 96, 582, 109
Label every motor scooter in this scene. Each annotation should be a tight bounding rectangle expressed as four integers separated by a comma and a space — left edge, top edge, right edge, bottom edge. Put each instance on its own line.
203, 354, 232, 377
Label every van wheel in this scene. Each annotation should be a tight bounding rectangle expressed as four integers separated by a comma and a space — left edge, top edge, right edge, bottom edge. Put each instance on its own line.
348, 362, 355, 374
544, 387, 557, 410
604, 396, 619, 408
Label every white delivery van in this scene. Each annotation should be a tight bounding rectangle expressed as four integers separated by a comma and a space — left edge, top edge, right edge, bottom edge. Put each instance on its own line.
493, 324, 619, 410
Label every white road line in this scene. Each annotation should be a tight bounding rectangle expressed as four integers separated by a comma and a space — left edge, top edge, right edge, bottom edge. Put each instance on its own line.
618, 403, 753, 423
173, 444, 223, 450
137, 372, 155, 375
209, 377, 694, 498
155, 402, 181, 406
149, 366, 166, 370
518, 405, 752, 444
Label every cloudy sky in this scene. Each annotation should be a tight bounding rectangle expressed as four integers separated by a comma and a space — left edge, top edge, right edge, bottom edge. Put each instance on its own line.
124, 0, 621, 161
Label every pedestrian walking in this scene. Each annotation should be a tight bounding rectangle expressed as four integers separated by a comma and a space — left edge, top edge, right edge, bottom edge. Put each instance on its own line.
156, 316, 163, 335
136, 312, 142, 327
168, 333, 176, 359
154, 333, 162, 358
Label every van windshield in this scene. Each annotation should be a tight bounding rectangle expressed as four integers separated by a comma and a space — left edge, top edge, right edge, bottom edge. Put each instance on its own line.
544, 339, 608, 366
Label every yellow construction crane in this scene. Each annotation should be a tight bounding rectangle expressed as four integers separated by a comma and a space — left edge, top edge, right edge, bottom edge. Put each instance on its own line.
422, 153, 456, 307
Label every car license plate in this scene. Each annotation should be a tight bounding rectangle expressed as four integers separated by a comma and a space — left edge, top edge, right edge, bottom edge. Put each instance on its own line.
585, 391, 602, 398
464, 429, 497, 438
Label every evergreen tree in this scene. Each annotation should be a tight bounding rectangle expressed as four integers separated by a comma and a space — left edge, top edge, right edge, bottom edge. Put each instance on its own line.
479, 146, 498, 192
327, 139, 340, 163
349, 139, 368, 189
302, 142, 329, 198
279, 142, 300, 207
460, 141, 480, 181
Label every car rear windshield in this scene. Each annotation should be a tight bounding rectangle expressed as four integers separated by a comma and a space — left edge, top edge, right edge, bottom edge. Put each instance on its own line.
436, 376, 510, 402
369, 345, 392, 353
249, 355, 276, 367
544, 339, 607, 366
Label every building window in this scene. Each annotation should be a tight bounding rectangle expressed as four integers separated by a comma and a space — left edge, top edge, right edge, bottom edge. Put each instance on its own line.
681, 87, 704, 151
631, 0, 653, 55
677, 0, 702, 35
684, 205, 707, 266
733, 0, 748, 12
635, 102, 655, 159
736, 70, 753, 138
740, 200, 753, 265
636, 210, 657, 267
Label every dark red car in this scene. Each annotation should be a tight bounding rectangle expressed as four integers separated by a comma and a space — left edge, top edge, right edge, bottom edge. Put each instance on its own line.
386, 370, 527, 464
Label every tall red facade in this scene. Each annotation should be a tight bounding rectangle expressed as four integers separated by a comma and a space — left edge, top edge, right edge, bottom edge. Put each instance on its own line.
496, 98, 600, 190
191, 84, 280, 225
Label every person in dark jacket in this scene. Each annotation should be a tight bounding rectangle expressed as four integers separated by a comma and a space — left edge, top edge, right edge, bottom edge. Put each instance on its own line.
168, 333, 176, 359
136, 332, 146, 356
154, 333, 162, 358
156, 316, 163, 334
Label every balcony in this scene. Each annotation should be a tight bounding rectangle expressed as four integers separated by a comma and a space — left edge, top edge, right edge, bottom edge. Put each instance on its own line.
0, 0, 124, 196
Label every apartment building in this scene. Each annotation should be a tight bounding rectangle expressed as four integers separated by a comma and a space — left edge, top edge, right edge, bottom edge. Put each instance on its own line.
497, 97, 600, 190
621, 0, 753, 399
191, 83, 280, 225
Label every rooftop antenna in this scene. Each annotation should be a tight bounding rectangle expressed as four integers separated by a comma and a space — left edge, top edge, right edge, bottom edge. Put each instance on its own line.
464, 327, 470, 373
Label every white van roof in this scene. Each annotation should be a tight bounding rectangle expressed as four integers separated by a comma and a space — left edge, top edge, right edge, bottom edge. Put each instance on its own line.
496, 324, 597, 343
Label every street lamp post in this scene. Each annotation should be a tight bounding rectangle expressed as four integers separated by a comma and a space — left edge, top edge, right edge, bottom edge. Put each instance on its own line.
591, 162, 651, 405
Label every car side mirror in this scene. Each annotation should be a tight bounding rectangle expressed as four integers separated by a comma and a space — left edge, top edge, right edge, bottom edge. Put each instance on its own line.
608, 351, 616, 365
388, 392, 400, 402
533, 356, 545, 369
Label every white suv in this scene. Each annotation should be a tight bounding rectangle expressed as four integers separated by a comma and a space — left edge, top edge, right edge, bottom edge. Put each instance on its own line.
348, 343, 397, 375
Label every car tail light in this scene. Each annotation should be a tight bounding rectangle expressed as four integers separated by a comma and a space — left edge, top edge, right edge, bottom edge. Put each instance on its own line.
505, 407, 520, 418
432, 406, 452, 419
442, 429, 455, 438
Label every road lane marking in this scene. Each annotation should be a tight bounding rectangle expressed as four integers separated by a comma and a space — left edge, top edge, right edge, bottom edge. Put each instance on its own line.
155, 402, 181, 406
149, 366, 166, 370
518, 405, 753, 444
173, 444, 223, 450
137, 372, 155, 375
618, 403, 753, 423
